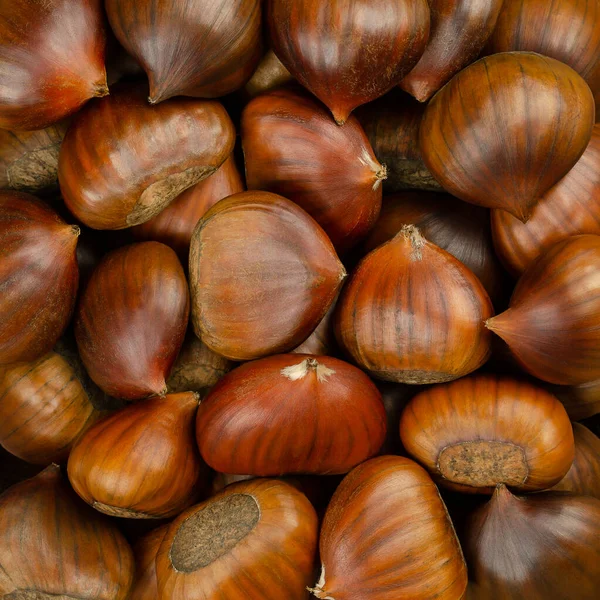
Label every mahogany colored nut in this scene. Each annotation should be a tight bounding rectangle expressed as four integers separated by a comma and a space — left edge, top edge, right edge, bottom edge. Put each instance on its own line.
75, 242, 189, 400
196, 354, 387, 475
189, 191, 346, 361
130, 525, 168, 600
59, 86, 235, 230
399, 375, 575, 494
0, 192, 79, 365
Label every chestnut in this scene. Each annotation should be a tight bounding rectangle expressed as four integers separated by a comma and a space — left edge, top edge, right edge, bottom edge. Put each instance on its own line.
267, 0, 431, 124
189, 191, 346, 360
420, 52, 595, 222
131, 525, 168, 600
464, 484, 600, 599
155, 478, 318, 599
105, 0, 262, 103
0, 0, 107, 130
196, 354, 387, 475
75, 242, 189, 400
242, 87, 386, 254
0, 465, 134, 599
292, 291, 339, 356
399, 374, 575, 494
68, 392, 204, 519
243, 49, 294, 99
310, 456, 467, 600
335, 225, 493, 384
58, 85, 235, 230
492, 123, 600, 276
0, 192, 79, 365
487, 234, 600, 385
553, 380, 600, 421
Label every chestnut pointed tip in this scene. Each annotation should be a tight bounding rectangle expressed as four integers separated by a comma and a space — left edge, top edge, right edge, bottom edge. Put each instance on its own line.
307, 565, 335, 599
493, 483, 516, 505
93, 80, 109, 99
70, 225, 81, 237
331, 107, 350, 126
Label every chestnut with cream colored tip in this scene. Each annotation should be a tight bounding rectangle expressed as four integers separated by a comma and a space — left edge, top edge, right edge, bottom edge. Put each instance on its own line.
196, 354, 387, 475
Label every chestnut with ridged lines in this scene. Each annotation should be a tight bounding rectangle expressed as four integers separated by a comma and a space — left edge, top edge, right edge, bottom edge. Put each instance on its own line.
335, 225, 494, 384
242, 87, 386, 254
58, 86, 235, 230
75, 242, 189, 400
309, 456, 467, 600
189, 191, 346, 361
492, 124, 600, 276
155, 478, 318, 599
420, 52, 595, 222
267, 0, 430, 125
106, 0, 262, 103
196, 354, 387, 476
487, 235, 600, 385
399, 375, 575, 494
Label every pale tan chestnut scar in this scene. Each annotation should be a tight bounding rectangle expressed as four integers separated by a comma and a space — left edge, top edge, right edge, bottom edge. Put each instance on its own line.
92, 501, 156, 519
437, 441, 528, 487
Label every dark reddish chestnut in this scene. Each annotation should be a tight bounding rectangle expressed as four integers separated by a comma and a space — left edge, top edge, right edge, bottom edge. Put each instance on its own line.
292, 291, 339, 356
267, 0, 431, 124
0, 192, 79, 365
75, 242, 189, 400
0, 0, 107, 130
421, 52, 595, 222
59, 86, 235, 230
131, 525, 168, 600
196, 355, 387, 475
189, 191, 346, 360
242, 87, 386, 253
105, 0, 262, 103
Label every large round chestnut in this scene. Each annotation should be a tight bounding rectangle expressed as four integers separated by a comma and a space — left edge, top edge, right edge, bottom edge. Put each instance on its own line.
400, 375, 575, 494
75, 242, 189, 400
59, 86, 235, 230
421, 52, 595, 222
155, 478, 318, 599
336, 225, 493, 384
189, 191, 346, 360
309, 456, 467, 600
362, 191, 507, 306
492, 123, 600, 276
465, 485, 600, 599
196, 354, 387, 475
267, 0, 430, 124
68, 392, 204, 519
106, 0, 262, 103
400, 0, 503, 102
0, 465, 134, 599
487, 234, 600, 385
242, 87, 386, 253
0, 0, 107, 130
0, 192, 79, 365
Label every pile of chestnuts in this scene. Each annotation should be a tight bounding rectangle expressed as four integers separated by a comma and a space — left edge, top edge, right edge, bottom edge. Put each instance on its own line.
2, 1, 600, 599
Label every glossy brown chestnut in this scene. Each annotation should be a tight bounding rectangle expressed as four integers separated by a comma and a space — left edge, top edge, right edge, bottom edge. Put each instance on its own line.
0, 465, 134, 599
551, 423, 600, 499
58, 86, 235, 230
336, 225, 494, 384
0, 0, 107, 131
0, 192, 79, 365
310, 456, 467, 600
242, 87, 385, 253
486, 0, 600, 100
400, 0, 504, 102
189, 191, 346, 360
75, 242, 189, 400
487, 235, 600, 385
400, 375, 575, 494
363, 191, 507, 306
420, 52, 595, 222
0, 122, 68, 194
268, 0, 430, 124
166, 331, 234, 394
492, 124, 600, 276
243, 49, 294, 99
106, 0, 262, 102
196, 355, 387, 475
465, 485, 600, 600
292, 291, 339, 356
553, 380, 600, 421
131, 525, 168, 600
355, 90, 442, 192
68, 392, 203, 519
155, 478, 318, 599
132, 156, 244, 260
